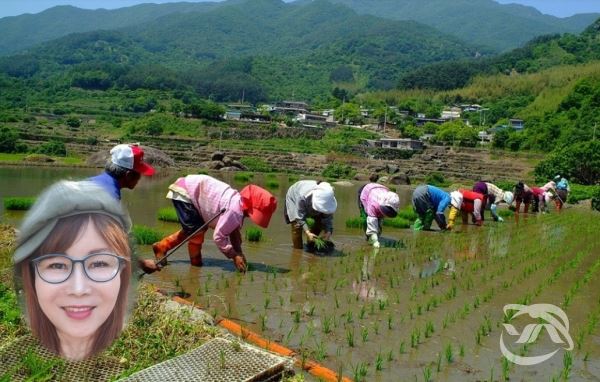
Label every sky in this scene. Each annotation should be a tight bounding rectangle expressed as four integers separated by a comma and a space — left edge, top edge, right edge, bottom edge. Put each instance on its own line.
1, 0, 600, 19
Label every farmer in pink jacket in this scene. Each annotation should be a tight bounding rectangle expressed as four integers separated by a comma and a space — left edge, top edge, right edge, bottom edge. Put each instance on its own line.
358, 179, 400, 248
152, 175, 277, 272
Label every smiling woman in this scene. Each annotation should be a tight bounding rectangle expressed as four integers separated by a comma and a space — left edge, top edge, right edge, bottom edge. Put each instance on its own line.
12, 181, 133, 361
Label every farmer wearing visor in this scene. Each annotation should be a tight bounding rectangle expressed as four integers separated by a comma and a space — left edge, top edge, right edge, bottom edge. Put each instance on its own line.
472, 181, 514, 222
152, 175, 277, 272
89, 143, 155, 200
447, 189, 485, 229
412, 185, 451, 231
358, 178, 400, 248
285, 180, 337, 249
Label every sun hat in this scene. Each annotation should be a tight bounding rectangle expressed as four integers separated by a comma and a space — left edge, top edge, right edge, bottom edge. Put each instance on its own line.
378, 191, 400, 217
239, 184, 277, 228
450, 191, 463, 209
311, 182, 337, 214
13, 181, 131, 264
503, 191, 514, 205
110, 144, 155, 176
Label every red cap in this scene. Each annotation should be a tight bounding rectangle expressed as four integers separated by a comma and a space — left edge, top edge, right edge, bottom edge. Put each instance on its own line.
240, 185, 277, 228
110, 144, 155, 176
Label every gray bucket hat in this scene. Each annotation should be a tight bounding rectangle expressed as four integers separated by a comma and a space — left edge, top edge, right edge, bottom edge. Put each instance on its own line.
13, 180, 132, 264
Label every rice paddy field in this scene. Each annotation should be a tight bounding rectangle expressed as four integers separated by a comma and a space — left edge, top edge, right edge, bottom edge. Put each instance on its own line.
1, 166, 599, 381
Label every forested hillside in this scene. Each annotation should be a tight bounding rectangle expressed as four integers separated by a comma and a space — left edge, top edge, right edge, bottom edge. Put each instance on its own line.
0, 0, 481, 102
398, 18, 600, 91
330, 0, 598, 52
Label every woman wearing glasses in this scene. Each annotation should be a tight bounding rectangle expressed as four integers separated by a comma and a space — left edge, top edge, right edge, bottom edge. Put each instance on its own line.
13, 181, 132, 361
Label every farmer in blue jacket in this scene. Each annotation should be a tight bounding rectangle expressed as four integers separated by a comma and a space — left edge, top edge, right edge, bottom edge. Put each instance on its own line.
412, 185, 451, 231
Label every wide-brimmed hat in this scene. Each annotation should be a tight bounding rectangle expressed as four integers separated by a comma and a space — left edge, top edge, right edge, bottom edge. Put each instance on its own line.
377, 191, 400, 217
240, 184, 277, 228
110, 144, 155, 176
13, 181, 131, 264
311, 182, 337, 214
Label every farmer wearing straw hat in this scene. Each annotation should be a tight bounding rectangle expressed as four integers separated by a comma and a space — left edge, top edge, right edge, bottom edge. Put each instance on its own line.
285, 180, 337, 249
358, 179, 400, 248
472, 181, 514, 222
447, 189, 485, 229
152, 175, 277, 272
412, 185, 451, 231
89, 143, 155, 200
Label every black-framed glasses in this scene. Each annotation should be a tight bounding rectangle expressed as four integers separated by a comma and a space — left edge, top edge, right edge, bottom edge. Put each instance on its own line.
31, 253, 129, 284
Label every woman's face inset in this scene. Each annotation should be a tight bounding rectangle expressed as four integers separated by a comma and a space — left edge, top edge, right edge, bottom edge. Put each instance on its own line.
34, 221, 121, 353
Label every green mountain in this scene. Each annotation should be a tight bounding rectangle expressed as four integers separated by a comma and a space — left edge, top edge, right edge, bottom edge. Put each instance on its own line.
328, 0, 599, 52
0, 0, 482, 101
398, 17, 600, 91
1, 0, 598, 57
0, 2, 222, 55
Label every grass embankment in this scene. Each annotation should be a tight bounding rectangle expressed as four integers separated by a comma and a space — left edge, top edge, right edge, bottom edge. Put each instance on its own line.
0, 153, 83, 165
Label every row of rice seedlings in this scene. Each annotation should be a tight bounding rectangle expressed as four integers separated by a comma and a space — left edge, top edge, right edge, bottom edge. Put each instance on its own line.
3, 196, 36, 210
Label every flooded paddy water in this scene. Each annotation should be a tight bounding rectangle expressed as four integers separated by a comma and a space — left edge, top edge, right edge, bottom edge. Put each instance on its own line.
1, 166, 599, 381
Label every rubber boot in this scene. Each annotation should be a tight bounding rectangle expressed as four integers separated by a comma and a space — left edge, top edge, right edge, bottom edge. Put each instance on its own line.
188, 233, 204, 267
153, 230, 187, 267
291, 224, 304, 249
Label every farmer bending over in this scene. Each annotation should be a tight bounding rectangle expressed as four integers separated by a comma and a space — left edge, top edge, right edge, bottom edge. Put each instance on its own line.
472, 181, 513, 222
152, 175, 277, 272
412, 185, 451, 231
285, 180, 337, 249
358, 176, 400, 248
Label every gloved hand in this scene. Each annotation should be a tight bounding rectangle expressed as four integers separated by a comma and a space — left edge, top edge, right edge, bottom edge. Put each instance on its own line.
369, 234, 380, 248
497, 216, 504, 222
436, 211, 448, 230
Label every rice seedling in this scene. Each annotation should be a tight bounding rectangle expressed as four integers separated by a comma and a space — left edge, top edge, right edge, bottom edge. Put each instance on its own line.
3, 196, 36, 210
346, 311, 354, 323
352, 362, 368, 382
445, 343, 453, 363
411, 328, 421, 348
436, 352, 442, 372
345, 216, 366, 229
562, 351, 572, 379
387, 350, 394, 362
375, 352, 384, 371
424, 321, 435, 338
315, 340, 326, 361
322, 316, 332, 334
346, 328, 355, 347
219, 349, 226, 369
382, 216, 411, 229
387, 314, 393, 330
259, 314, 267, 332
399, 341, 406, 354
422, 366, 432, 382
501, 356, 510, 381
245, 227, 263, 242
157, 207, 179, 222
293, 310, 301, 323
359, 305, 366, 319
361, 327, 369, 343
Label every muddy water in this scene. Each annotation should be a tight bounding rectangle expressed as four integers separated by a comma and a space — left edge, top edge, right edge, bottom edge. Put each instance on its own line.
2, 167, 599, 381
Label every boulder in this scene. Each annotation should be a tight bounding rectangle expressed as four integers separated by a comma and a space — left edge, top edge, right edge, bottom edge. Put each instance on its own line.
222, 156, 233, 166
206, 160, 224, 170
353, 174, 370, 181
365, 164, 386, 173
219, 166, 240, 172
211, 151, 224, 161
390, 174, 411, 185
231, 160, 247, 170
386, 164, 399, 174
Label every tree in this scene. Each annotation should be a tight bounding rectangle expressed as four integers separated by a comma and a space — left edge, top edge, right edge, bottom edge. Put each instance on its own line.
534, 140, 600, 185
334, 103, 362, 125
0, 126, 18, 153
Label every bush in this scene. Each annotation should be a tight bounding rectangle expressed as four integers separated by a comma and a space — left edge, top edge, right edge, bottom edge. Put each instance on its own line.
322, 162, 356, 179
567, 184, 599, 204
425, 172, 451, 188
592, 188, 600, 212
157, 208, 179, 222
3, 197, 35, 210
37, 140, 66, 157
245, 227, 263, 242
132, 225, 163, 245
